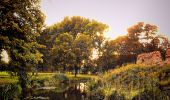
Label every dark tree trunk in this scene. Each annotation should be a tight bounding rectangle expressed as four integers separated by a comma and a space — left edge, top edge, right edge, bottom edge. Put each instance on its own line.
74, 65, 78, 77
18, 68, 28, 99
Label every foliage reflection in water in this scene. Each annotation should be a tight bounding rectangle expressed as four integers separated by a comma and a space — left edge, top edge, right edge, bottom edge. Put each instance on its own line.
0, 82, 89, 100
31, 82, 88, 100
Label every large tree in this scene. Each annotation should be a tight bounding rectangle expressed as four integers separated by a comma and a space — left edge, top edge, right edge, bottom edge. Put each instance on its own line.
52, 33, 74, 72
128, 22, 170, 53
73, 34, 93, 77
39, 16, 108, 71
0, 0, 45, 98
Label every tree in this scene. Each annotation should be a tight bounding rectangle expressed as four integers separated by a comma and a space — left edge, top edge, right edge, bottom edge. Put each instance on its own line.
118, 22, 169, 64
98, 22, 170, 69
96, 40, 118, 71
0, 0, 45, 98
39, 16, 108, 71
52, 33, 74, 72
73, 34, 93, 77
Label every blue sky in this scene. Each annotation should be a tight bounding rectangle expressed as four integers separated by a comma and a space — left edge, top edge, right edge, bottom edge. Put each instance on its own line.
40, 0, 170, 39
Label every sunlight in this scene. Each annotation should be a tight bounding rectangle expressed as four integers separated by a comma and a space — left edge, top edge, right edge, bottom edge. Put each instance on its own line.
0, 49, 10, 64
91, 49, 98, 60
104, 28, 127, 40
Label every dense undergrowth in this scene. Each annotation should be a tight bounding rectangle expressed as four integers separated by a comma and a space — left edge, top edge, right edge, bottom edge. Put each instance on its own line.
87, 64, 170, 100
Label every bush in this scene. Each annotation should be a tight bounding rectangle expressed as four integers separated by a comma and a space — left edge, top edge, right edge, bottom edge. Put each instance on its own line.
52, 73, 69, 83
108, 91, 125, 100
87, 79, 100, 91
132, 88, 168, 100
0, 83, 21, 100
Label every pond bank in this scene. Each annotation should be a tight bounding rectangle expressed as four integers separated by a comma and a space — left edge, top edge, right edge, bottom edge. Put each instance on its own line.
0, 80, 90, 100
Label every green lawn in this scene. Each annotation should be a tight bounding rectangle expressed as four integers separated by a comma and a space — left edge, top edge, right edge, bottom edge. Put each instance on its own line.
0, 72, 98, 84
0, 72, 18, 84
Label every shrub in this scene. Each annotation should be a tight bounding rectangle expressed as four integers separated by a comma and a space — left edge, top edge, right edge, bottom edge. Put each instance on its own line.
132, 88, 168, 100
0, 84, 21, 100
87, 79, 100, 91
52, 73, 69, 83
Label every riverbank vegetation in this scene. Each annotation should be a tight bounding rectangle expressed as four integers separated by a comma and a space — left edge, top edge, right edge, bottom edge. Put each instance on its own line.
87, 64, 170, 100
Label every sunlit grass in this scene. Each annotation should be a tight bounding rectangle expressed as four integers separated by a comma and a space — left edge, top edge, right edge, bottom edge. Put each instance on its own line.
88, 64, 170, 99
0, 71, 98, 84
0, 72, 18, 84
0, 71, 9, 76
109, 64, 155, 75
66, 73, 98, 81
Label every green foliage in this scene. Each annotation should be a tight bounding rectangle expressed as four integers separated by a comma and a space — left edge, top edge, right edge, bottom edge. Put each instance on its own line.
132, 88, 168, 100
0, 84, 21, 100
52, 73, 69, 83
87, 79, 99, 91
73, 34, 93, 63
52, 33, 75, 71
39, 16, 108, 72
0, 0, 45, 68
0, 0, 45, 97
37, 73, 69, 87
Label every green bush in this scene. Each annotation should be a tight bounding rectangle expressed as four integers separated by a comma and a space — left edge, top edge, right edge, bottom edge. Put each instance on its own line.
132, 88, 168, 100
87, 79, 100, 91
0, 83, 21, 100
108, 90, 125, 100
52, 73, 69, 83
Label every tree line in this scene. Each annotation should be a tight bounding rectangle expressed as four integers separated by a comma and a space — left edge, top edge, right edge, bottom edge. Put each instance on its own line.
38, 18, 170, 75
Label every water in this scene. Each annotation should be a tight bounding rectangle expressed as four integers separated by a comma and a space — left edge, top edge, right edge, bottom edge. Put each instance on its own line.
0, 82, 89, 100
31, 82, 88, 100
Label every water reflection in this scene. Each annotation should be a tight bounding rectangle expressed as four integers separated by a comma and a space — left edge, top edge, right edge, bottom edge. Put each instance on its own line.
0, 82, 89, 100
76, 82, 87, 93
31, 82, 87, 100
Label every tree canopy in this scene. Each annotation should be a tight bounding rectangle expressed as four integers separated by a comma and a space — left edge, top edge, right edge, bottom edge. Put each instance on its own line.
0, 0, 45, 97
39, 16, 108, 74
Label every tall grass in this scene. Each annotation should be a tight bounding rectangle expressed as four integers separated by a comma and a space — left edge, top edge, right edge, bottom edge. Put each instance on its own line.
87, 64, 170, 100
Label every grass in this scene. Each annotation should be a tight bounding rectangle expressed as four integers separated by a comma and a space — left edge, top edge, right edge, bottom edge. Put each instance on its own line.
87, 64, 170, 100
0, 72, 18, 84
66, 73, 98, 81
0, 72, 98, 84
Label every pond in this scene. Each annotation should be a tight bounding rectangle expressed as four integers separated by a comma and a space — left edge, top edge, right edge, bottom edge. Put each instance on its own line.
0, 82, 93, 100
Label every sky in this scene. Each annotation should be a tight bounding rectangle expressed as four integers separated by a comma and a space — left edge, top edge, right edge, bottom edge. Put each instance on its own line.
40, 0, 170, 39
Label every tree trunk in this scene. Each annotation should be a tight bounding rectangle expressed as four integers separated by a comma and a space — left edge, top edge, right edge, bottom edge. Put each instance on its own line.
18, 68, 28, 99
74, 66, 78, 77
